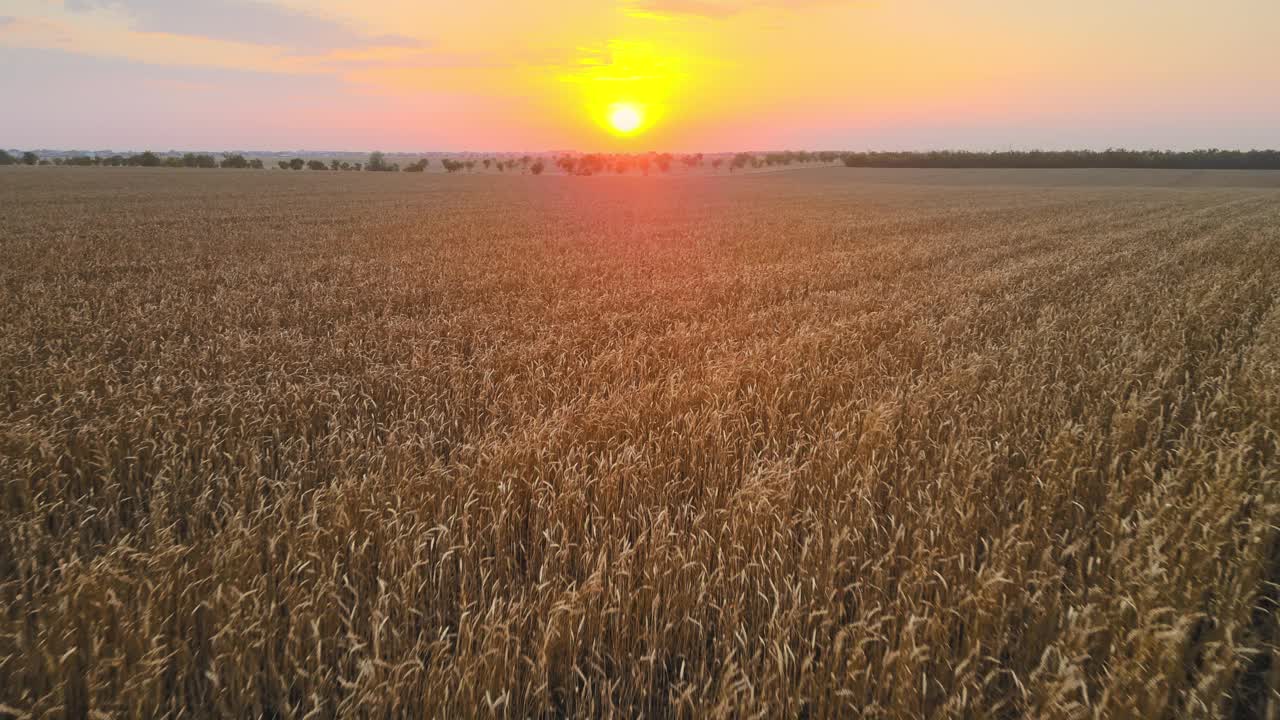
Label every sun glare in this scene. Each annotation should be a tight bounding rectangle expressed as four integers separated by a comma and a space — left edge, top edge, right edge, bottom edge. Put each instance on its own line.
608, 103, 644, 135
564, 41, 679, 142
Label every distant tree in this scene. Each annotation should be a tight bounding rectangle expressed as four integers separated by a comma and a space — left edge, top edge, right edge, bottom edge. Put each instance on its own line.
21, 151, 38, 166
104, 155, 125, 167
65, 155, 95, 166
0, 150, 15, 165
655, 153, 672, 173
367, 151, 389, 171
530, 160, 545, 175
179, 152, 218, 168
711, 158, 723, 172
575, 154, 606, 176
482, 158, 491, 170
38, 159, 51, 166
249, 158, 264, 169
306, 160, 327, 171
129, 151, 162, 167
730, 152, 754, 172
220, 154, 250, 169
353, 163, 362, 172
164, 156, 183, 168
53, 158, 64, 166
289, 158, 305, 171
404, 159, 429, 172
339, 161, 351, 171
278, 160, 291, 170
441, 159, 463, 173
330, 159, 341, 171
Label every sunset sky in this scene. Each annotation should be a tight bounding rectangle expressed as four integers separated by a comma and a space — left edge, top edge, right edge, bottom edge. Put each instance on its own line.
2, 0, 1278, 152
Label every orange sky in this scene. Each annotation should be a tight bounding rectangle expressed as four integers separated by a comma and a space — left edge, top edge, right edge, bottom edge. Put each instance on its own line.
2, 0, 1278, 151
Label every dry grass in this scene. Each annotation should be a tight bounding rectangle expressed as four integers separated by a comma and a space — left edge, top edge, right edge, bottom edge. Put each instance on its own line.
1, 167, 1278, 718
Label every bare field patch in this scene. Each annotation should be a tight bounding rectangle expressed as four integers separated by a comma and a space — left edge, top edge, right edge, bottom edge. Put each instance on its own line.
2, 168, 1278, 717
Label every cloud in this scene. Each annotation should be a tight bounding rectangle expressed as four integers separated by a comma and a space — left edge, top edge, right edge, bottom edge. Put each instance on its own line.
624, 0, 853, 20
0, 45, 354, 149
62, 0, 421, 52
0, 14, 78, 46
628, 0, 740, 18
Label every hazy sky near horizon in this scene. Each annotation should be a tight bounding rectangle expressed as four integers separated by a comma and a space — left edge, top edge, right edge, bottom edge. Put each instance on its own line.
2, 0, 1278, 152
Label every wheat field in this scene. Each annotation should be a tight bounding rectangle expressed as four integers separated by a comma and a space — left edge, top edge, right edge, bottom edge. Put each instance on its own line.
2, 167, 1278, 718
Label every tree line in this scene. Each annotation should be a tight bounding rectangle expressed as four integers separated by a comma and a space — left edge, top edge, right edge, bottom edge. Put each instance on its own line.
0, 149, 862, 174
0, 150, 268, 169
6, 148, 1280, 172
837, 149, 1280, 170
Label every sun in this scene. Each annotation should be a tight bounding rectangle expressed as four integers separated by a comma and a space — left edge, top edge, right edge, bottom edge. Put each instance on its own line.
608, 103, 644, 135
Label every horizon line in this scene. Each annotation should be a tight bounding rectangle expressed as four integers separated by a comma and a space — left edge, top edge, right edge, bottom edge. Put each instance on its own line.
10, 146, 1280, 156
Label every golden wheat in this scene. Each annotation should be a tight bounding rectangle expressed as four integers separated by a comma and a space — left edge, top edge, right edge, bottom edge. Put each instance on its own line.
1, 167, 1278, 718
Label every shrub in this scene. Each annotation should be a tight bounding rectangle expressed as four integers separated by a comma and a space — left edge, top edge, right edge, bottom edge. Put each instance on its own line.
220, 154, 250, 169
128, 152, 162, 167
181, 153, 217, 168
